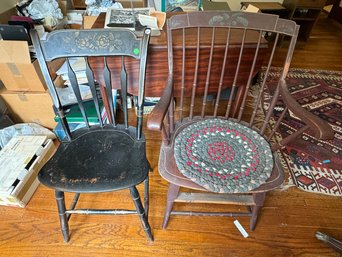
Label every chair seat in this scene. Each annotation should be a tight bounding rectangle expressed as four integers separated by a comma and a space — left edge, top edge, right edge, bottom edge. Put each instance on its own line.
38, 128, 149, 193
173, 119, 274, 193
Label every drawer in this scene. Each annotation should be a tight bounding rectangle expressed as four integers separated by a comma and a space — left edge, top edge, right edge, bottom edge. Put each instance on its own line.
295, 0, 326, 8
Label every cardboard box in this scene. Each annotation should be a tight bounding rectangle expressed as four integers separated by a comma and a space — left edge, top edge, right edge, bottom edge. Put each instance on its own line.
0, 40, 47, 92
0, 89, 57, 129
83, 15, 98, 29
0, 136, 56, 207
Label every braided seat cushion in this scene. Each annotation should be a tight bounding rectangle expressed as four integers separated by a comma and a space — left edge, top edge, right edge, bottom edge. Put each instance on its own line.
174, 119, 273, 193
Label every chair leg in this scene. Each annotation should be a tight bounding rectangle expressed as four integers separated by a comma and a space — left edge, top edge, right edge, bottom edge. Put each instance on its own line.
147, 160, 153, 172
250, 192, 266, 231
129, 186, 153, 241
55, 191, 70, 242
144, 177, 149, 220
162, 183, 180, 229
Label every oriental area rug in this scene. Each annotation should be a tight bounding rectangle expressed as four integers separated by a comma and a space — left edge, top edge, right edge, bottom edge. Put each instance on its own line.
263, 68, 342, 196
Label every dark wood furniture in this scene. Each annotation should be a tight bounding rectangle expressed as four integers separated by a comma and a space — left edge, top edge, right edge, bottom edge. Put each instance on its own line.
283, 0, 327, 41
91, 12, 268, 99
30, 28, 153, 242
240, 1, 288, 17
147, 11, 334, 231
329, 0, 342, 24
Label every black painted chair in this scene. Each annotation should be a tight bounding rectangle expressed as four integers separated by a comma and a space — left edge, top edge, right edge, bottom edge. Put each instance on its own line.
31, 28, 153, 242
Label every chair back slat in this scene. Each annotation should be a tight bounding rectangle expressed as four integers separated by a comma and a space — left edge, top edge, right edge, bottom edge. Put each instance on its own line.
249, 33, 280, 127
103, 57, 116, 126
31, 28, 151, 141
168, 11, 280, 31
136, 28, 151, 139
120, 57, 129, 129
179, 28, 186, 123
225, 28, 247, 119
189, 27, 201, 120
259, 30, 298, 135
214, 27, 231, 118
166, 22, 176, 134
201, 27, 216, 118
237, 31, 262, 122
85, 57, 103, 127
36, 29, 142, 61
213, 28, 231, 117
67, 58, 90, 128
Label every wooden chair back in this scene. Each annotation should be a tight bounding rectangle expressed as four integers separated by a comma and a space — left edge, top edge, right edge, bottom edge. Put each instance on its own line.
31, 28, 151, 141
163, 12, 309, 151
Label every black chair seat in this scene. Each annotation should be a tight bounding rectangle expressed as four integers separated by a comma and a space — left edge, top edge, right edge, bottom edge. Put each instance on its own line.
38, 127, 149, 193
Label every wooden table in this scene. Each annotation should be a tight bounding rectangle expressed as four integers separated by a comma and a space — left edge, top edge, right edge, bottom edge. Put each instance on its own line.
91, 12, 268, 98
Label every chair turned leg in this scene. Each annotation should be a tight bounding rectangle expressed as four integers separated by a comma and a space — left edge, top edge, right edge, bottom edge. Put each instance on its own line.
144, 177, 149, 220
250, 192, 266, 231
55, 191, 70, 242
162, 183, 180, 229
130, 186, 153, 241
147, 160, 153, 172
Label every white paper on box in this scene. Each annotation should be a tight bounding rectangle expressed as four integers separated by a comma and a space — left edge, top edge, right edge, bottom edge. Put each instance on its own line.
0, 136, 47, 193
245, 4, 260, 13
138, 14, 159, 29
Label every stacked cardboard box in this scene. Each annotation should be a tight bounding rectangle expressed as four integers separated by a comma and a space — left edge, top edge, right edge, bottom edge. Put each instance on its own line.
0, 40, 57, 129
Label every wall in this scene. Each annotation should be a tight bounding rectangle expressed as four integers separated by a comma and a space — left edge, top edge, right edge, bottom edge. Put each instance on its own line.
0, 0, 17, 23
0, 0, 17, 13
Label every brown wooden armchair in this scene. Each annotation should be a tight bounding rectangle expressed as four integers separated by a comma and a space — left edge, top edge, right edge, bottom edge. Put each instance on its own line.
147, 11, 334, 231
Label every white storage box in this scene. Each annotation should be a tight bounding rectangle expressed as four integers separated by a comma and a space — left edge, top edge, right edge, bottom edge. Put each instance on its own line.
0, 136, 56, 207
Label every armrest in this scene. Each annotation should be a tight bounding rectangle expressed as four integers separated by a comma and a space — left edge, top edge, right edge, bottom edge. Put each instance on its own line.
279, 79, 334, 140
147, 74, 173, 131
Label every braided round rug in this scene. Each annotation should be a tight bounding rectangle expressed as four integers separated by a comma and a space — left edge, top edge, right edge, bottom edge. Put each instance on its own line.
174, 119, 274, 193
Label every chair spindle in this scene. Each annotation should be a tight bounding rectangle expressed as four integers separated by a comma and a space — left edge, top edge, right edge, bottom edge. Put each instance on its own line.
179, 28, 186, 122
189, 27, 201, 120
85, 57, 103, 127
214, 28, 231, 118
237, 31, 263, 122
120, 57, 129, 129
249, 33, 280, 127
103, 57, 116, 126
201, 27, 216, 118
67, 58, 89, 128
225, 28, 247, 119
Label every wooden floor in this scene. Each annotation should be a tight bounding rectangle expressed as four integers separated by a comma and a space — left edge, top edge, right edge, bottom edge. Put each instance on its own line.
1, 13, 342, 257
